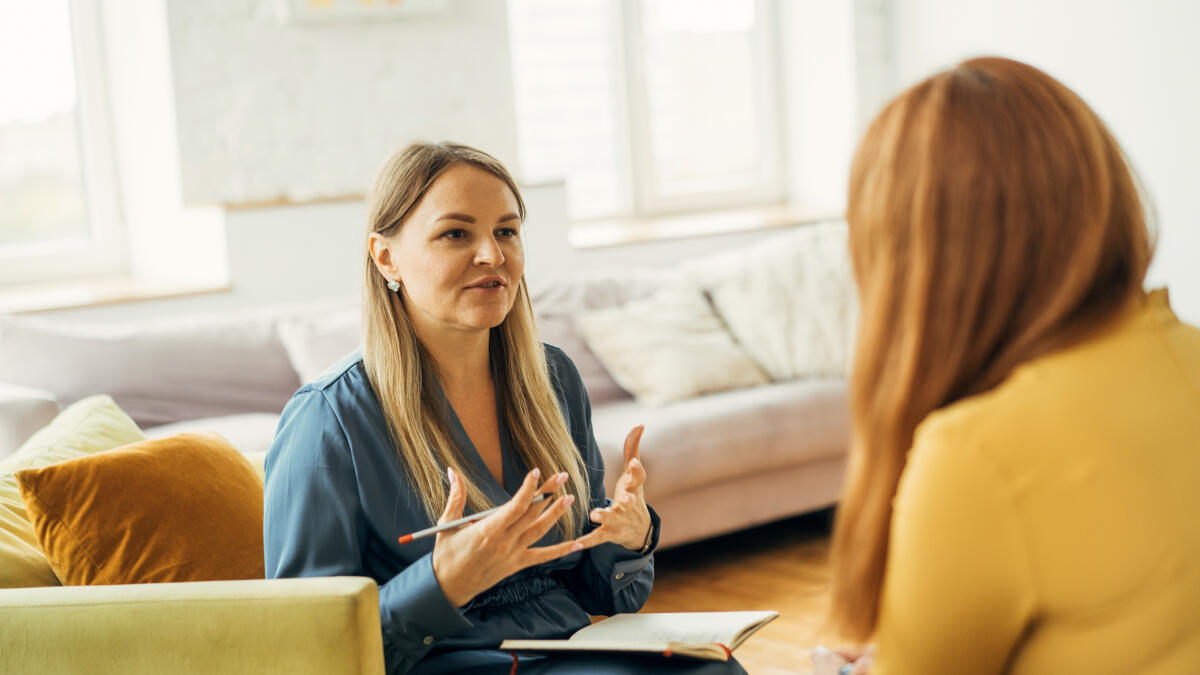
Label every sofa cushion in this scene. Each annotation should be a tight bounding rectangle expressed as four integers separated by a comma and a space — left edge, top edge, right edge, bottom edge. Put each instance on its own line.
681, 221, 857, 381
145, 412, 282, 457
536, 315, 630, 405
0, 395, 144, 588
277, 306, 361, 384
0, 383, 60, 460
574, 284, 770, 405
590, 378, 849, 498
531, 271, 666, 405
0, 312, 302, 428
15, 432, 264, 585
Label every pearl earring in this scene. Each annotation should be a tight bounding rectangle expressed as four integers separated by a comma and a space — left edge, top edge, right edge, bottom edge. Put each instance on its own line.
386, 279, 400, 292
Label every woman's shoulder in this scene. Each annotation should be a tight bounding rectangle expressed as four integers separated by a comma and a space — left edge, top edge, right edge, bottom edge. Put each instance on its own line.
541, 342, 585, 393
278, 351, 373, 439
302, 349, 368, 393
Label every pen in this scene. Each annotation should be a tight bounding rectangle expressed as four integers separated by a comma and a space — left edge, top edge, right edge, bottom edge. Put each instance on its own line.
397, 493, 552, 545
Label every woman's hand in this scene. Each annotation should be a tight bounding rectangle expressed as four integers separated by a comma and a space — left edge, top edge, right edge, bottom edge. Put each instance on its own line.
431, 466, 577, 608
572, 425, 652, 553
812, 644, 875, 675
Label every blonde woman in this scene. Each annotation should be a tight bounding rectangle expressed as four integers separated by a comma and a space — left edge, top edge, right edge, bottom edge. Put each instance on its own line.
264, 143, 745, 675
813, 57, 1200, 674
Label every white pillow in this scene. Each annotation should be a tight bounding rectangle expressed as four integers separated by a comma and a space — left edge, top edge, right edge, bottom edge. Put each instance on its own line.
573, 284, 769, 405
276, 308, 361, 384
681, 221, 857, 381
531, 269, 668, 405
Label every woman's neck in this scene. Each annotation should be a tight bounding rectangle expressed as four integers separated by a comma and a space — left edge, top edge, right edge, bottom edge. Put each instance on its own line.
416, 324, 493, 394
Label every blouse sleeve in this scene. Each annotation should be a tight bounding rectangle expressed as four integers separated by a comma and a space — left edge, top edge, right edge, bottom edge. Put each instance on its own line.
263, 389, 472, 674
545, 346, 658, 615
871, 416, 1036, 674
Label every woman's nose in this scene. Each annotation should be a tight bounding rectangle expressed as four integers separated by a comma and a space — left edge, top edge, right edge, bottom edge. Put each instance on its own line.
473, 237, 505, 266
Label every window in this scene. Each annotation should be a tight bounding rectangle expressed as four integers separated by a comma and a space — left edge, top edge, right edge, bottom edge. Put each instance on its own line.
0, 0, 123, 286
508, 0, 784, 221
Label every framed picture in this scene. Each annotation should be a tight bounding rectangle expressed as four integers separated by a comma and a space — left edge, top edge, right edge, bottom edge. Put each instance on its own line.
277, 0, 450, 23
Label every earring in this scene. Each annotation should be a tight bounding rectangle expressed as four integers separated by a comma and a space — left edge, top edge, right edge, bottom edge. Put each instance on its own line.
386, 279, 400, 292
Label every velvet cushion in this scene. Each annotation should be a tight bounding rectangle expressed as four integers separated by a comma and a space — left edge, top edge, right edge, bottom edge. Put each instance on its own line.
15, 433, 264, 585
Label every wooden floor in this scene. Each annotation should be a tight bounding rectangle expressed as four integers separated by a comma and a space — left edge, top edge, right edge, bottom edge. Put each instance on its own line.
640, 509, 838, 675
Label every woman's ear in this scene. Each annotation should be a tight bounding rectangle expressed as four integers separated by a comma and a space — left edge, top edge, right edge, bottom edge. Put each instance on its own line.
368, 232, 400, 284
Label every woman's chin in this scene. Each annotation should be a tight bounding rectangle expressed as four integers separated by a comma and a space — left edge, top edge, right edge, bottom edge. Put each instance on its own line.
460, 310, 510, 331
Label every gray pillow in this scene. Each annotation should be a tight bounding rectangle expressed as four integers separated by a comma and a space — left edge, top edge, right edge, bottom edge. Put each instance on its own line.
0, 314, 301, 429
0, 383, 59, 460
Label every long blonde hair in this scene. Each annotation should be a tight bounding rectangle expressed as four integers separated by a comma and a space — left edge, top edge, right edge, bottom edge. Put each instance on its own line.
362, 141, 590, 537
830, 57, 1154, 639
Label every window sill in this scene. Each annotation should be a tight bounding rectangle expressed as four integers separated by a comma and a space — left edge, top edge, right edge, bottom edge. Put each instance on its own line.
0, 276, 231, 315
568, 205, 843, 249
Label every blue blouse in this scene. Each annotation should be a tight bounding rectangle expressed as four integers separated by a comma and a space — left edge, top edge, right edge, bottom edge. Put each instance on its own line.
263, 344, 660, 675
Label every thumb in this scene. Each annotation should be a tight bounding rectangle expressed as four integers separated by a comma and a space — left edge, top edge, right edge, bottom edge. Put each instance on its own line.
438, 466, 467, 525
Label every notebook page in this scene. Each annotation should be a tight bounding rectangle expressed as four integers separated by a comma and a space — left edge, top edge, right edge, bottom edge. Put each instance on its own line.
572, 611, 777, 646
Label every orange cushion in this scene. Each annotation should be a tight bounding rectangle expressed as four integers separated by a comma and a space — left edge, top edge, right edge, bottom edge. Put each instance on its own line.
15, 433, 264, 585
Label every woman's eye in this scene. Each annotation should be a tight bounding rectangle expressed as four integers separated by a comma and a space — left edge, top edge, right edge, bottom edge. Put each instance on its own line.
441, 229, 467, 240
497, 228, 519, 238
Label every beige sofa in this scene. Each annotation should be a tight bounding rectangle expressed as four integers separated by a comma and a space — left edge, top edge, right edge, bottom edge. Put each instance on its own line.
0, 226, 853, 548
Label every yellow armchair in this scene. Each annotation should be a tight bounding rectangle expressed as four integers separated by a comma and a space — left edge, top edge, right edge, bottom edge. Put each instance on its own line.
0, 576, 385, 674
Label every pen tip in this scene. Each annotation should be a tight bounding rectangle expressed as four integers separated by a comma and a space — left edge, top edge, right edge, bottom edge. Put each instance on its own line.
396, 534, 415, 545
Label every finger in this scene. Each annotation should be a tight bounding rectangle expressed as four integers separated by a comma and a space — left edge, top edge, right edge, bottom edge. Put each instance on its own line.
569, 526, 611, 552
517, 494, 575, 548
832, 645, 865, 662
618, 458, 647, 494
437, 467, 467, 525
536, 471, 569, 497
622, 425, 644, 468
510, 472, 569, 533
498, 468, 541, 524
589, 506, 614, 525
608, 493, 638, 514
811, 645, 849, 673
522, 538, 582, 567
852, 656, 873, 675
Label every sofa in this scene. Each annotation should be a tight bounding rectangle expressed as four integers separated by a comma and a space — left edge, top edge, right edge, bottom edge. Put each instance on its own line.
0, 221, 854, 672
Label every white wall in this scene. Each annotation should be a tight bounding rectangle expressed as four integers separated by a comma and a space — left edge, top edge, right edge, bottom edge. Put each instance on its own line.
891, 0, 1200, 322
46, 181, 812, 324
41, 1, 871, 324
165, 0, 518, 205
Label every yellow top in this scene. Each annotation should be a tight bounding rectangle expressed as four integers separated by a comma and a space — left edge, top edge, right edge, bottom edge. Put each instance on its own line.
873, 289, 1200, 674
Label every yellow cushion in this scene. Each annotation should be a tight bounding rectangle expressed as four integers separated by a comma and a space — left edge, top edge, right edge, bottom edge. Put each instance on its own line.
0, 395, 144, 588
245, 450, 268, 482
15, 432, 264, 585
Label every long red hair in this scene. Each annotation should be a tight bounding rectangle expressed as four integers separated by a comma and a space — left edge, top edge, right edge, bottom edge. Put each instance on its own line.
829, 56, 1154, 639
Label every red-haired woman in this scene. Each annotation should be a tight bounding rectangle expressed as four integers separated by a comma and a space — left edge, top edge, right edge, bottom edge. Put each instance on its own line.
815, 57, 1200, 674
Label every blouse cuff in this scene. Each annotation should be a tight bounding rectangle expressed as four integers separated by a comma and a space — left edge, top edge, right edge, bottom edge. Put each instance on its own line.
586, 504, 661, 592
378, 552, 474, 655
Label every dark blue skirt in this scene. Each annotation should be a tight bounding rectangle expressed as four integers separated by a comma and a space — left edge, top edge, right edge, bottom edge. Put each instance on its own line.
415, 648, 748, 674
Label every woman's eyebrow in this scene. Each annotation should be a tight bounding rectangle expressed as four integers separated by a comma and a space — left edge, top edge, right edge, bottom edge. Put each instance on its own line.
435, 212, 521, 224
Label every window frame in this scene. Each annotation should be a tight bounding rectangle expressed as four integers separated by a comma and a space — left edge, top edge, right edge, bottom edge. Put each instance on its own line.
613, 0, 786, 219
0, 0, 125, 287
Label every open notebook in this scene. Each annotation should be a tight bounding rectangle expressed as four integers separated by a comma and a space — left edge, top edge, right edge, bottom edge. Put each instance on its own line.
500, 611, 779, 662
